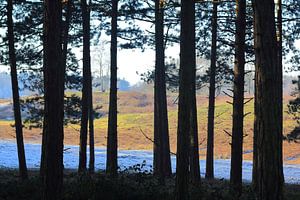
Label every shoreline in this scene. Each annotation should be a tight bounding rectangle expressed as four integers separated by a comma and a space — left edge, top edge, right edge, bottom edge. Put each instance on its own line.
1, 139, 300, 168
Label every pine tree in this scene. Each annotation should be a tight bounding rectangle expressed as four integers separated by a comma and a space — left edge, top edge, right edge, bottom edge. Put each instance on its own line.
205, 0, 218, 180
78, 0, 92, 173
153, 0, 172, 179
252, 0, 284, 199
42, 0, 64, 199
230, 0, 246, 194
7, 0, 28, 180
106, 0, 118, 176
175, 0, 196, 199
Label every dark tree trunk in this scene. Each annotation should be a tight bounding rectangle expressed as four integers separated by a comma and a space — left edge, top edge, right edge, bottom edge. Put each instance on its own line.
89, 76, 95, 173
252, 2, 258, 190
276, 0, 284, 185
175, 0, 195, 199
79, 0, 91, 173
42, 0, 64, 199
205, 1, 218, 180
106, 0, 118, 176
153, 0, 171, 179
252, 0, 284, 199
62, 0, 72, 76
189, 87, 200, 184
7, 0, 28, 180
40, 0, 72, 178
230, 0, 246, 194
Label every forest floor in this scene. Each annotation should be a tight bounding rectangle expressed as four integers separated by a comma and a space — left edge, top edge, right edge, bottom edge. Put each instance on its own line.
0, 91, 299, 164
0, 169, 300, 200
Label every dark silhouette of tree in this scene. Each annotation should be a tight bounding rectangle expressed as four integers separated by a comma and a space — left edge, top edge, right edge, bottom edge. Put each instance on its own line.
252, 0, 284, 199
230, 0, 246, 195
205, 0, 218, 180
41, 0, 73, 178
175, 0, 197, 199
7, 0, 28, 180
106, 0, 118, 176
78, 0, 93, 173
189, 65, 201, 185
153, 0, 172, 180
42, 0, 64, 199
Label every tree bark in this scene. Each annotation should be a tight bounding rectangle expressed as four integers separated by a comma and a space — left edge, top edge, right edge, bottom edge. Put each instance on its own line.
40, 0, 72, 178
175, 0, 196, 199
7, 0, 28, 180
230, 0, 246, 194
276, 0, 284, 186
189, 86, 200, 184
153, 0, 172, 179
205, 1, 218, 180
252, 1, 258, 190
42, 0, 64, 199
79, 0, 92, 173
106, 0, 118, 176
252, 0, 284, 199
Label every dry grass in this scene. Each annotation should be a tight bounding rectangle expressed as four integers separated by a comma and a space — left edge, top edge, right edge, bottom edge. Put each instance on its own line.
0, 91, 299, 164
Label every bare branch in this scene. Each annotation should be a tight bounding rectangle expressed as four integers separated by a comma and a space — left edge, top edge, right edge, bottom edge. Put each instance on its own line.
224, 129, 232, 137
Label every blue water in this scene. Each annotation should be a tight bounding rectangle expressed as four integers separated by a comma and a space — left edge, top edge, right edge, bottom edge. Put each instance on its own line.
1, 140, 300, 184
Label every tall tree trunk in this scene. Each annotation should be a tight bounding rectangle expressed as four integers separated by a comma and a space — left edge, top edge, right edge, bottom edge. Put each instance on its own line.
78, 0, 91, 173
230, 0, 246, 195
252, 1, 258, 190
89, 106, 95, 173
42, 0, 64, 199
205, 1, 218, 180
252, 0, 284, 199
89, 70, 95, 173
175, 0, 195, 199
40, 0, 72, 178
7, 0, 28, 180
153, 0, 172, 179
106, 0, 118, 176
276, 0, 284, 185
82, 0, 95, 174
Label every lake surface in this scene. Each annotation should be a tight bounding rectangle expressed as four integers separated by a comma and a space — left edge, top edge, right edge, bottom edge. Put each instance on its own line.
1, 140, 300, 184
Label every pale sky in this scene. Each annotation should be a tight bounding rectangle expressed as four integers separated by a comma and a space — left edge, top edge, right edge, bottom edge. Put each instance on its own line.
90, 44, 180, 86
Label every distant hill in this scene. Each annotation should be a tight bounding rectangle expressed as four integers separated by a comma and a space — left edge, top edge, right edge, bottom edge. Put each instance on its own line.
0, 72, 31, 99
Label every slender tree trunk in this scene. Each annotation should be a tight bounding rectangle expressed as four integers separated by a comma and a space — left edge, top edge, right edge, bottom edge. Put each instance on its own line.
89, 68, 95, 173
81, 0, 95, 174
205, 1, 218, 180
42, 0, 64, 199
252, 0, 284, 199
62, 0, 72, 76
230, 0, 246, 195
276, 0, 284, 185
7, 0, 28, 180
175, 0, 195, 199
153, 0, 172, 179
88, 107, 95, 173
78, 0, 91, 173
106, 0, 118, 176
189, 87, 200, 184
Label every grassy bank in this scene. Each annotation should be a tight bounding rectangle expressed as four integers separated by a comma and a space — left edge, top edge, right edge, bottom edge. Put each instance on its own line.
0, 92, 299, 164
